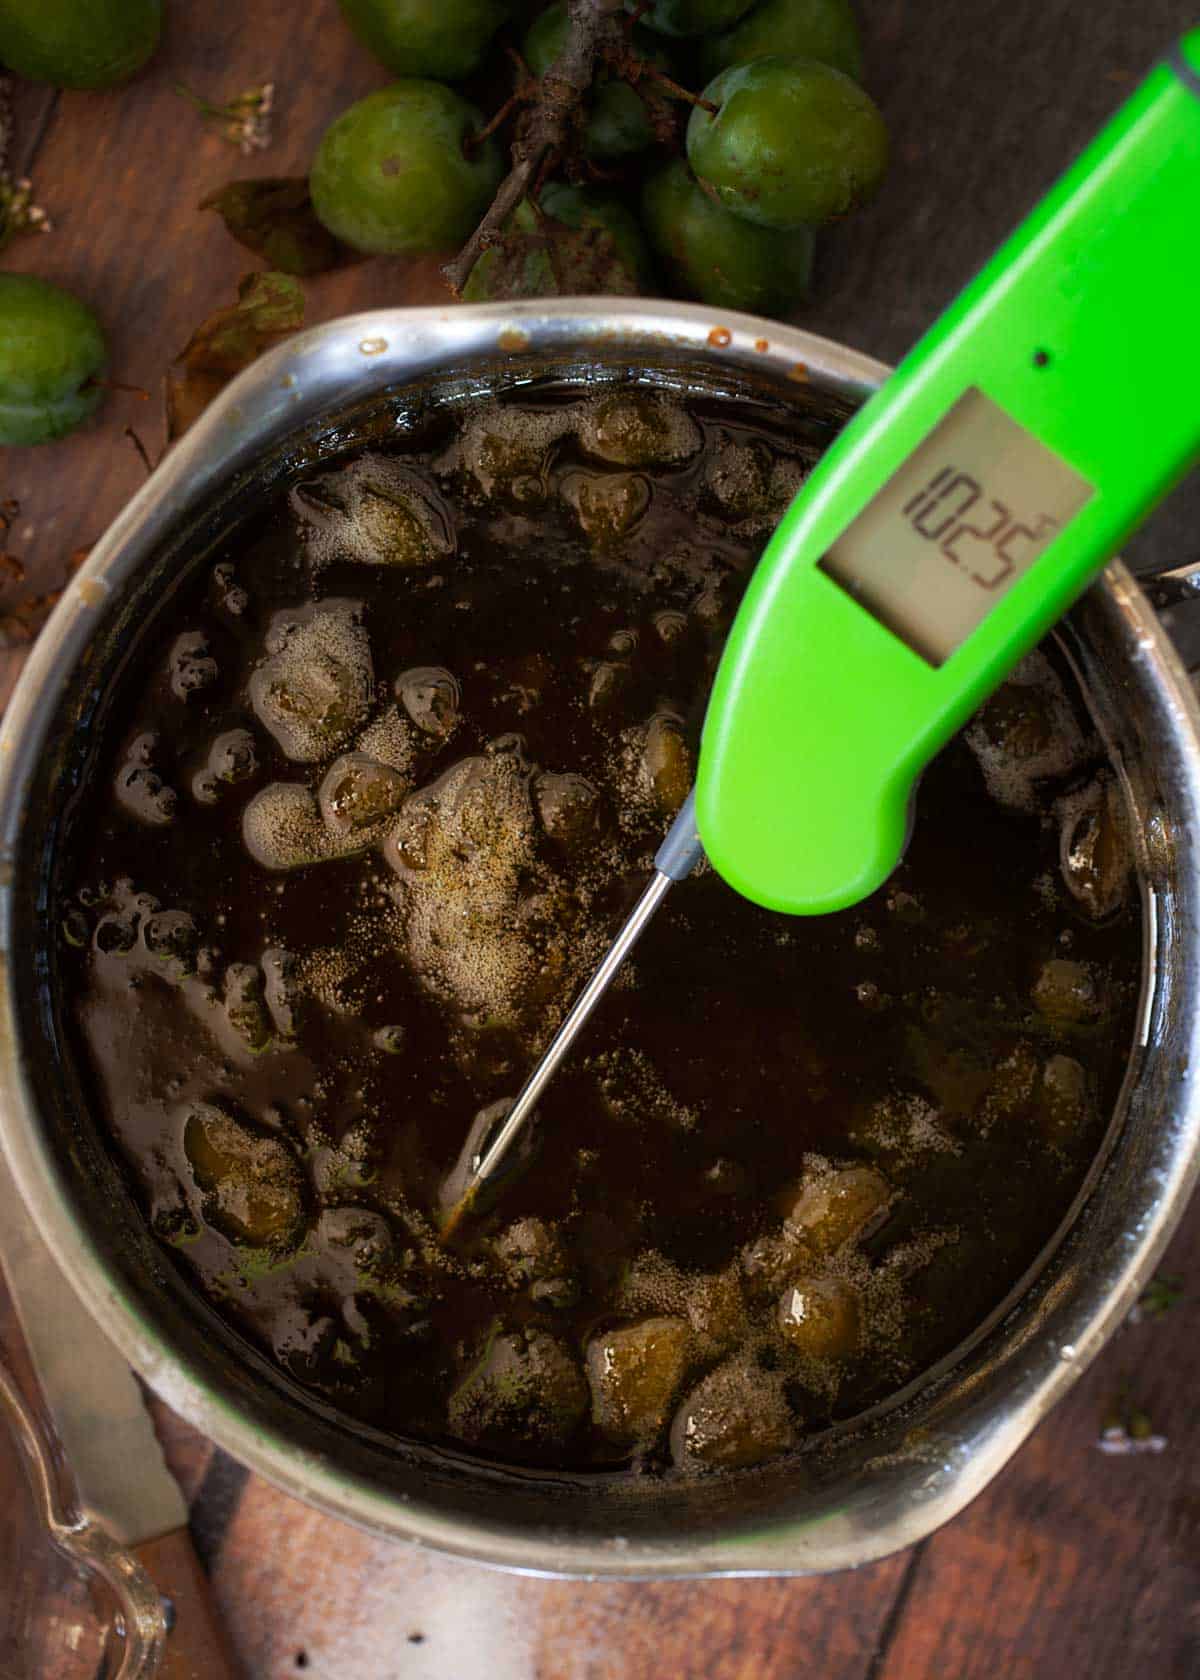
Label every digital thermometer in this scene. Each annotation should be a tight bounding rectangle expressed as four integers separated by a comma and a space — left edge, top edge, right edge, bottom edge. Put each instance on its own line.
696, 30, 1200, 913
448, 32, 1200, 1213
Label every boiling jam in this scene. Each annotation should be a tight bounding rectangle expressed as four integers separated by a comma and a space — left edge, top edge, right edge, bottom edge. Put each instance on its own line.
60, 386, 1140, 1473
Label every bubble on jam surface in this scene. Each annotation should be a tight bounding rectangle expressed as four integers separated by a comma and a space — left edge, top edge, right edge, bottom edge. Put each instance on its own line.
212, 561, 249, 616
182, 1099, 306, 1249
683, 1265, 748, 1355
115, 761, 178, 826
595, 1046, 699, 1133
142, 909, 200, 977
453, 402, 568, 501
1056, 773, 1132, 920
690, 573, 736, 631
534, 771, 605, 853
586, 658, 632, 713
168, 631, 219, 701
575, 391, 701, 469
95, 910, 138, 954
1032, 957, 1106, 1024
193, 728, 259, 804
558, 469, 650, 543
243, 783, 334, 871
702, 433, 774, 519
211, 728, 258, 782
586, 1316, 695, 1446
386, 741, 592, 1036
640, 711, 693, 817
222, 961, 276, 1053
309, 1116, 384, 1199
493, 1218, 577, 1307
395, 666, 460, 738
768, 455, 806, 515
964, 650, 1092, 812
651, 608, 689, 647
316, 1206, 397, 1273
848, 1090, 961, 1171
262, 946, 302, 1039
669, 1355, 795, 1471
293, 455, 456, 568
61, 906, 90, 948
976, 1042, 1040, 1133
90, 879, 164, 957
272, 1310, 342, 1388
1038, 1053, 1090, 1151
352, 705, 421, 777
318, 753, 409, 838
447, 1326, 588, 1454
373, 1023, 406, 1054
249, 600, 374, 762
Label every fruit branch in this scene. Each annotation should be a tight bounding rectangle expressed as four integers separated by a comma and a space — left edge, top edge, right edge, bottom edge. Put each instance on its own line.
443, 0, 612, 295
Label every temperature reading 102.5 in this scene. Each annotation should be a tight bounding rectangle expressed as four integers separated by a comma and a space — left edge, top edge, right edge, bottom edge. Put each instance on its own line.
901, 465, 1062, 591
821, 388, 1094, 665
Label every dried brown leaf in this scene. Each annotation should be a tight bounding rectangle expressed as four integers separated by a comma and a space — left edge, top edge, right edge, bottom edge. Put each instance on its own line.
201, 178, 351, 277
165, 271, 305, 440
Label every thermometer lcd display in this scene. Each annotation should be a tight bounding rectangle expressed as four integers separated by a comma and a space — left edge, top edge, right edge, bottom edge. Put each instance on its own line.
821, 388, 1095, 666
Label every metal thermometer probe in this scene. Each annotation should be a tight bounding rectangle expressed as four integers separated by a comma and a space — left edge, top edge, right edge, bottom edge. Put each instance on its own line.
446, 797, 702, 1211
449, 31, 1200, 1221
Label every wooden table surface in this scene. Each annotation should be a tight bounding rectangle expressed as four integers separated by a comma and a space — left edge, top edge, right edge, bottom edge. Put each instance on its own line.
3, 3, 1200, 1675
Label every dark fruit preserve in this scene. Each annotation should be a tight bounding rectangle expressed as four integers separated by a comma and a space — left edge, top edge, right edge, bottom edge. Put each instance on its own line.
58, 386, 1141, 1476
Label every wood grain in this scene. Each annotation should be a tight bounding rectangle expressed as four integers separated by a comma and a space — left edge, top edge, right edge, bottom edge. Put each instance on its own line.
133, 1527, 245, 1680
876, 1206, 1200, 1680
3, 2, 1200, 1676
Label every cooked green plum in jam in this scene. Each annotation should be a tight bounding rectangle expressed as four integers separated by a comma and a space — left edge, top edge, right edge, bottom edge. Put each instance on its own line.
60, 384, 1140, 1476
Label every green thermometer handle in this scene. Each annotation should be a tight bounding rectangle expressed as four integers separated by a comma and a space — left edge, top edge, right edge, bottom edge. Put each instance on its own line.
695, 32, 1200, 916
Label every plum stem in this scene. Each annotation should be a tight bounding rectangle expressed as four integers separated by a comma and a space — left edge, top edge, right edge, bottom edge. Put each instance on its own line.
634, 65, 718, 114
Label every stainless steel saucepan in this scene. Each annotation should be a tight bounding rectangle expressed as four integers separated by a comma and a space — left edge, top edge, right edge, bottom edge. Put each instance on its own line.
1, 300, 1198, 1577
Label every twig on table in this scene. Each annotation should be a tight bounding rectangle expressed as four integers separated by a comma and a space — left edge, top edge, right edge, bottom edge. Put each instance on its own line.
124, 426, 156, 477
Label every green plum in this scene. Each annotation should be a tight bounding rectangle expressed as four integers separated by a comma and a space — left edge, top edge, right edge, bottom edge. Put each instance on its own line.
524, 4, 660, 160
310, 82, 503, 255
632, 0, 755, 39
0, 274, 107, 447
0, 0, 160, 87
700, 0, 862, 81
687, 55, 887, 228
338, 0, 511, 81
641, 158, 814, 315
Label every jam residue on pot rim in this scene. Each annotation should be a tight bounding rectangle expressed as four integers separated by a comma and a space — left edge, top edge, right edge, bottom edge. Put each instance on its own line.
58, 386, 1141, 1476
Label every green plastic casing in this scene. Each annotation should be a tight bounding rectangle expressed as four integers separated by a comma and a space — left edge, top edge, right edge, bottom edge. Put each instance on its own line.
695, 34, 1200, 915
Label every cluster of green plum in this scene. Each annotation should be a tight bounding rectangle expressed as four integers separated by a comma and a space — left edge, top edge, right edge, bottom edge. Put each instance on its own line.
0, 0, 886, 446
319, 0, 887, 312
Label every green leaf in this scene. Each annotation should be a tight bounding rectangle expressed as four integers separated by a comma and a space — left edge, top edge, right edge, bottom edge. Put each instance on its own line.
166, 272, 305, 439
201, 178, 352, 276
